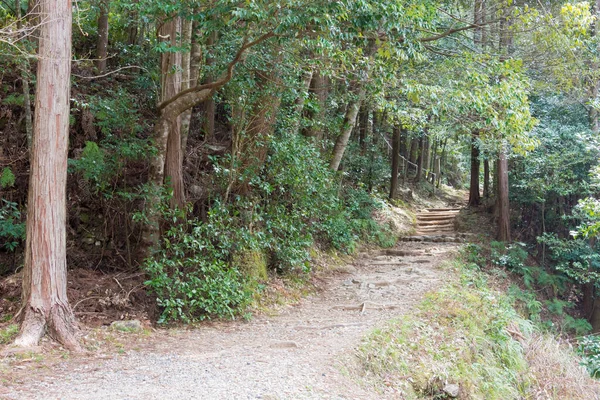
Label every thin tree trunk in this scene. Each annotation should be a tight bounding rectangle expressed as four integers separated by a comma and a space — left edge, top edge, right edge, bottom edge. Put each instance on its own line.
437, 138, 447, 187
15, 0, 79, 351
95, 0, 109, 73
203, 31, 218, 140
429, 140, 438, 184
497, 146, 511, 241
302, 72, 328, 140
415, 136, 424, 182
422, 135, 430, 181
389, 125, 401, 199
358, 106, 368, 153
180, 16, 199, 154
16, 0, 33, 148
468, 131, 481, 206
483, 159, 490, 198
329, 85, 366, 171
293, 69, 313, 134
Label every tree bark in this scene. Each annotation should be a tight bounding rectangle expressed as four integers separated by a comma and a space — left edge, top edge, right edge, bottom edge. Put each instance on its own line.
293, 69, 313, 134
302, 72, 328, 140
180, 17, 200, 154
15, 0, 79, 351
358, 106, 369, 152
422, 135, 430, 181
468, 131, 481, 206
161, 17, 184, 209
389, 125, 401, 199
329, 85, 366, 171
16, 0, 33, 148
497, 146, 511, 241
95, 0, 109, 73
415, 136, 425, 182
483, 158, 490, 198
203, 31, 218, 140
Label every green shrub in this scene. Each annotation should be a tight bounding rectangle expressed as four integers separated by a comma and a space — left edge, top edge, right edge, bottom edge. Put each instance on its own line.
0, 200, 25, 252
144, 209, 253, 324
578, 335, 600, 378
0, 167, 15, 188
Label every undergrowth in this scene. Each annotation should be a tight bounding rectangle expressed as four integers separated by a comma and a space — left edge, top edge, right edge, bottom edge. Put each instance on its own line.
354, 252, 599, 399
144, 134, 397, 324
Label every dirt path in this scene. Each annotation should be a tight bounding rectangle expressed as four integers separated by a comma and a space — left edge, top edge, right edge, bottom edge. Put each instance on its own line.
1, 215, 463, 399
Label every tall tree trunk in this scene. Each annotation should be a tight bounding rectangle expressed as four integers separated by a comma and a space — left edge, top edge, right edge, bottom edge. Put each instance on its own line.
497, 146, 511, 241
422, 135, 430, 181
329, 85, 366, 171
293, 69, 313, 134
437, 138, 447, 188
95, 0, 109, 73
16, 0, 33, 148
302, 72, 328, 140
389, 125, 401, 199
180, 17, 200, 154
429, 140, 438, 184
15, 0, 79, 351
408, 137, 418, 165
415, 136, 425, 182
161, 17, 184, 209
468, 131, 481, 206
358, 106, 369, 153
126, 0, 139, 45
203, 31, 218, 140
483, 159, 490, 198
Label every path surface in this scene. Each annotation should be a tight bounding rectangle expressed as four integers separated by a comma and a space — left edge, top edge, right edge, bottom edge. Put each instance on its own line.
1, 217, 463, 400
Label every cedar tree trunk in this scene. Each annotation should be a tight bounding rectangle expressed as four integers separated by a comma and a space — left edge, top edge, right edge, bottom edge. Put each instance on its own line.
15, 0, 79, 351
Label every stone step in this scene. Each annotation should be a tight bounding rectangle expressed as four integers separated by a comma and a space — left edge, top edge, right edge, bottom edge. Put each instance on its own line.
399, 235, 464, 243
417, 221, 455, 227
417, 214, 456, 220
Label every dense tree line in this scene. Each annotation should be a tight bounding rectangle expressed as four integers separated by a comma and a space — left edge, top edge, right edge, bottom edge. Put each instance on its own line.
2, 0, 600, 348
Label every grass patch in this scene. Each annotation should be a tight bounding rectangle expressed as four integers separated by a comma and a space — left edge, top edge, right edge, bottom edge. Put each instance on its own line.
354, 259, 600, 399
0, 324, 18, 345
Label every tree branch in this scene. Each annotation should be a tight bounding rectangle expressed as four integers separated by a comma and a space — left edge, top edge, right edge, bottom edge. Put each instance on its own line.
157, 31, 275, 112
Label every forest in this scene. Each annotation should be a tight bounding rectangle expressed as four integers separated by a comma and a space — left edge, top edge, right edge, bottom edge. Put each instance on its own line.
2, 0, 600, 397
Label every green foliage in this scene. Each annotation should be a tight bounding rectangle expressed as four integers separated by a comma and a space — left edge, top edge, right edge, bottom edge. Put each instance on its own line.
0, 167, 15, 188
69, 141, 108, 192
144, 207, 253, 324
0, 200, 25, 252
538, 233, 600, 286
578, 335, 600, 378
0, 324, 18, 344
70, 89, 153, 196
491, 241, 529, 274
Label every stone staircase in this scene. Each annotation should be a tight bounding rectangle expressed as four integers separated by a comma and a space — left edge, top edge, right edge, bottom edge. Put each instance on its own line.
400, 207, 467, 243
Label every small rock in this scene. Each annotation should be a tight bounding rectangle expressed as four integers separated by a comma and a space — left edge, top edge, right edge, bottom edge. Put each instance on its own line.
82, 237, 95, 245
269, 341, 299, 349
110, 320, 143, 333
367, 283, 376, 289
342, 279, 354, 286
443, 383, 460, 398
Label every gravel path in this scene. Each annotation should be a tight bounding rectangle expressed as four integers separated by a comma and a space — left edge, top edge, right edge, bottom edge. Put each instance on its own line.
1, 241, 458, 400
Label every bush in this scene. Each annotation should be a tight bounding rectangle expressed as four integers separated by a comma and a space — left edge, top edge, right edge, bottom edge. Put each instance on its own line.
578, 335, 600, 378
0, 200, 25, 252
144, 208, 253, 324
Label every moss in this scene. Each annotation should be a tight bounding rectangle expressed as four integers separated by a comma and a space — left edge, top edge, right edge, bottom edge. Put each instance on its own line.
233, 249, 268, 281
